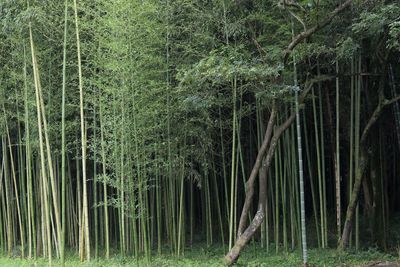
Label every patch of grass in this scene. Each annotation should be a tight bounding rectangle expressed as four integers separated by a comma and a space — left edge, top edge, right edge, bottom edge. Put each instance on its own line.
0, 245, 398, 267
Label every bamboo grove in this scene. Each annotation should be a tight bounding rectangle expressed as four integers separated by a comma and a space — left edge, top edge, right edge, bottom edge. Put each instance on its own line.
0, 0, 399, 265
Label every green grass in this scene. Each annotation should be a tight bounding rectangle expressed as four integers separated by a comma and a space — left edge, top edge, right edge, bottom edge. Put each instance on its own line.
0, 245, 398, 267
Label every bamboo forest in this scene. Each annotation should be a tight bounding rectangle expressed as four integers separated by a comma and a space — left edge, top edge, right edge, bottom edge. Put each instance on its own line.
0, 0, 400, 266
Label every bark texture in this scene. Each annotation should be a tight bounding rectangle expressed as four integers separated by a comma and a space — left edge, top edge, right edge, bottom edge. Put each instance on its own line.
283, 0, 353, 62
237, 106, 276, 237
223, 80, 325, 265
339, 95, 400, 249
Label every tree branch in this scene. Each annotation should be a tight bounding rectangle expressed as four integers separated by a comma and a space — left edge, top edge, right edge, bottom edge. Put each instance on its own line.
384, 95, 400, 106
360, 95, 400, 145
283, 0, 353, 63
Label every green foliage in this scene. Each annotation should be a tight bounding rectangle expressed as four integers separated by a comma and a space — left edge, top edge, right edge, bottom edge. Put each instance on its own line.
352, 4, 400, 38
336, 37, 359, 60
0, 0, 400, 264
388, 21, 400, 51
179, 46, 282, 87
0, 247, 398, 266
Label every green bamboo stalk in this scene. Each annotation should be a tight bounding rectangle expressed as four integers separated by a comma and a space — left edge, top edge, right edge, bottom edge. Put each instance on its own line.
219, 107, 230, 225
5, 113, 24, 258
228, 77, 237, 250
348, 58, 354, 247
2, 137, 13, 257
318, 87, 327, 248
93, 105, 99, 259
0, 154, 5, 253
60, 0, 68, 263
312, 85, 325, 248
274, 130, 280, 253
292, 48, 308, 265
23, 43, 36, 259
335, 59, 341, 239
36, 54, 62, 258
177, 152, 186, 256
99, 99, 110, 259
354, 55, 361, 250
282, 124, 288, 252
15, 86, 28, 259
29, 23, 52, 263
120, 96, 126, 256
155, 144, 161, 255
73, 0, 90, 260
378, 127, 387, 248
211, 157, 225, 249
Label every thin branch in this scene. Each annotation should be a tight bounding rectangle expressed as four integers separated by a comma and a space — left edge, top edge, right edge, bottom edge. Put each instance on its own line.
360, 95, 400, 146
384, 95, 400, 106
280, 0, 306, 12
283, 0, 353, 62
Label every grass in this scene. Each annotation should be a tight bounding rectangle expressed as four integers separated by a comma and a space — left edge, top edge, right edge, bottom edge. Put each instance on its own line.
0, 245, 399, 267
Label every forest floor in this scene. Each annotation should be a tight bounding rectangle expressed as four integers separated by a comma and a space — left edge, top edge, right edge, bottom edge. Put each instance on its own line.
0, 245, 399, 267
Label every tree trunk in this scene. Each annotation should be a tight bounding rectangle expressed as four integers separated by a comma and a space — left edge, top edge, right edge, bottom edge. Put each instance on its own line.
224, 208, 265, 265
339, 91, 400, 249
224, 113, 296, 265
339, 145, 368, 249
237, 106, 276, 238
224, 80, 319, 265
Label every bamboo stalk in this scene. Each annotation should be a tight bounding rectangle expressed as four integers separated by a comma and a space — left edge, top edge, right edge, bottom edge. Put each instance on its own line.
60, 0, 68, 263
73, 0, 90, 260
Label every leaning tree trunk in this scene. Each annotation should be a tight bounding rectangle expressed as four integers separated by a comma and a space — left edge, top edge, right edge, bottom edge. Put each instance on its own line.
223, 2, 353, 263
224, 78, 326, 265
339, 87, 400, 249
339, 144, 368, 249
236, 106, 277, 238
224, 112, 296, 265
